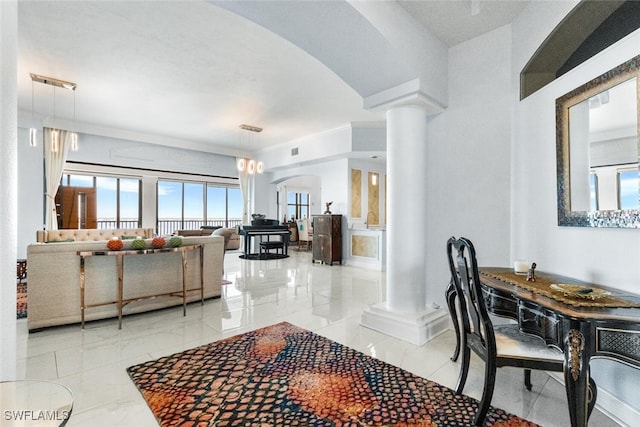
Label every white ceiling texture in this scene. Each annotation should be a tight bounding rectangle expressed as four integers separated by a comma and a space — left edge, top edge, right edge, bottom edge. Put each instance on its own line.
17, 1, 529, 161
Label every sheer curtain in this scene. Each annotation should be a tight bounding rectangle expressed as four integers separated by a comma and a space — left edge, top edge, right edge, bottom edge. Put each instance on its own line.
43, 128, 73, 230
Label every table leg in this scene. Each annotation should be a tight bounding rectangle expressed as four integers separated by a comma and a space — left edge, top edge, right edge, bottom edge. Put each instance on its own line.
117, 254, 124, 330
80, 257, 86, 329
284, 233, 289, 255
564, 329, 591, 427
199, 245, 204, 305
243, 234, 250, 256
181, 249, 187, 316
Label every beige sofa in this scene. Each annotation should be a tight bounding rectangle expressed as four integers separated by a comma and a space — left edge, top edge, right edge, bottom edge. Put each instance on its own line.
176, 227, 240, 250
27, 228, 224, 331
36, 228, 153, 243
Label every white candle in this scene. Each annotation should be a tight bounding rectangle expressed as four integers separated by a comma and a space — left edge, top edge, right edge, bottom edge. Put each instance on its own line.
514, 260, 529, 275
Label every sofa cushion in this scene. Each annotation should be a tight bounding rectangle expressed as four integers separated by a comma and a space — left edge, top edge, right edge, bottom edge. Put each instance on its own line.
37, 228, 153, 243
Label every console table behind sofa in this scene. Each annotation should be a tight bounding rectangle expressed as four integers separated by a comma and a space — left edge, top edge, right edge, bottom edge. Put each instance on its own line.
27, 231, 224, 331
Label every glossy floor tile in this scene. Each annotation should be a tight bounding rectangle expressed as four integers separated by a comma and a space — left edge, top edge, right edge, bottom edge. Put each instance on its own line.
15, 250, 621, 426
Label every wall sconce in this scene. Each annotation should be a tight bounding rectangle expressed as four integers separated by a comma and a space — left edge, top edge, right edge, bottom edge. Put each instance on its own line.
371, 173, 378, 186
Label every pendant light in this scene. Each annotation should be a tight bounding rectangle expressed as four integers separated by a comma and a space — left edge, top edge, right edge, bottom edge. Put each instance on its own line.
29, 79, 37, 147
30, 73, 78, 152
237, 124, 264, 174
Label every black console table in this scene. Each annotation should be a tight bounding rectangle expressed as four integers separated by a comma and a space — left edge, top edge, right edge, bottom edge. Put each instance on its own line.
447, 267, 640, 427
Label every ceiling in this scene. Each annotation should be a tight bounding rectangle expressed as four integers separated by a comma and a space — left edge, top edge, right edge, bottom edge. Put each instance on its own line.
17, 1, 530, 159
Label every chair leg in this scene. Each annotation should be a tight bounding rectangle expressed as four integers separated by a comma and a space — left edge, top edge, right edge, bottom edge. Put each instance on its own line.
524, 369, 532, 391
474, 358, 497, 426
587, 377, 598, 419
454, 346, 471, 395
445, 281, 460, 361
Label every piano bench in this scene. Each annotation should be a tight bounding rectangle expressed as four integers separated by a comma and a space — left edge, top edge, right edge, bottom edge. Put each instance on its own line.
259, 241, 285, 256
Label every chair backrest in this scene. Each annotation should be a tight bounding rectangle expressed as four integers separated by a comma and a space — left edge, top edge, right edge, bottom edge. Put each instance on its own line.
446, 236, 496, 359
297, 219, 310, 241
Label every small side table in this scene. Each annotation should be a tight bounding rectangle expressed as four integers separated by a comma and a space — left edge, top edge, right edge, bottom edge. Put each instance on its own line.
0, 379, 73, 426
16, 259, 27, 283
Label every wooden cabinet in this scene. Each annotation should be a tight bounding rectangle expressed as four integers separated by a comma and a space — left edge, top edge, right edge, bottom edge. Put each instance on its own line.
312, 215, 342, 265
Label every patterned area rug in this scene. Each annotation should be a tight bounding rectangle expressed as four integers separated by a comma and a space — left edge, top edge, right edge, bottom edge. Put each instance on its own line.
127, 322, 539, 426
17, 282, 27, 319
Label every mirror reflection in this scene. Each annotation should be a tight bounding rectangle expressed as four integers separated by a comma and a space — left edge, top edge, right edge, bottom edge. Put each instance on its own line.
556, 54, 640, 228
568, 77, 639, 212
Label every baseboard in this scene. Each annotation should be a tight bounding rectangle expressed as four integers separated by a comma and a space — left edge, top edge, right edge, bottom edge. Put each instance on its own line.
361, 304, 450, 345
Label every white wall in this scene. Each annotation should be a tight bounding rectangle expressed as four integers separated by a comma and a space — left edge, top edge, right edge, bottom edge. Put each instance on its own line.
261, 126, 354, 170
1, 0, 18, 381
17, 127, 44, 258
511, 2, 640, 419
67, 133, 237, 177
274, 158, 349, 216
425, 24, 513, 308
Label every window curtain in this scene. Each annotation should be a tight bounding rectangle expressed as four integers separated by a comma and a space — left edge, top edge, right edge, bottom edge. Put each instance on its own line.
44, 128, 73, 230
237, 158, 250, 225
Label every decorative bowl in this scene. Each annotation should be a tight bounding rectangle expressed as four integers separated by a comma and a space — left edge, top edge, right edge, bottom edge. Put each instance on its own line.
550, 283, 611, 300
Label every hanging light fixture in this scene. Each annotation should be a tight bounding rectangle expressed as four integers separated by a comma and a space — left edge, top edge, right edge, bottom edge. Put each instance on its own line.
51, 86, 59, 153
237, 124, 264, 174
51, 129, 59, 153
29, 79, 37, 147
70, 89, 78, 151
30, 73, 78, 152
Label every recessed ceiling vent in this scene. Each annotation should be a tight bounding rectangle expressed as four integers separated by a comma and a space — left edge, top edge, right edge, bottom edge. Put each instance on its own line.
291, 147, 299, 156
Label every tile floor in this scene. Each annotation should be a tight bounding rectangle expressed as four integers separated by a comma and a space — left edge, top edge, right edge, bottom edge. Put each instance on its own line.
15, 250, 621, 426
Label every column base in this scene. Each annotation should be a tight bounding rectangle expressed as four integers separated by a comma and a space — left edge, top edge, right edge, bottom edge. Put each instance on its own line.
360, 303, 451, 345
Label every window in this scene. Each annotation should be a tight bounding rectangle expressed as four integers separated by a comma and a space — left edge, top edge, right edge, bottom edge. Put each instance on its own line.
287, 192, 309, 221
206, 186, 242, 228
158, 180, 242, 235
60, 174, 141, 229
618, 168, 639, 210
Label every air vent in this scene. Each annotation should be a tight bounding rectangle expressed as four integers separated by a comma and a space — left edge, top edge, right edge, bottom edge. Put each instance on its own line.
291, 147, 299, 156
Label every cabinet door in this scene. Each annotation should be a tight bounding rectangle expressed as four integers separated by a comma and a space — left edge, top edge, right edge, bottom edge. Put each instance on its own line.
312, 234, 327, 263
314, 216, 329, 234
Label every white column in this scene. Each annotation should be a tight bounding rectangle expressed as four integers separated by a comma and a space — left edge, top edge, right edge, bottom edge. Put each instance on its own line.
386, 105, 428, 311
278, 184, 288, 222
361, 93, 449, 345
1, 0, 18, 380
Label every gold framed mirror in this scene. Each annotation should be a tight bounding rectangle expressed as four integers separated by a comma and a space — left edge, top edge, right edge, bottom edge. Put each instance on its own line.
556, 54, 640, 227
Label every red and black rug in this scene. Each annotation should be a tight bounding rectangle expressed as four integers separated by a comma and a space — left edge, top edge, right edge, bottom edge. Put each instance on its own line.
127, 322, 539, 426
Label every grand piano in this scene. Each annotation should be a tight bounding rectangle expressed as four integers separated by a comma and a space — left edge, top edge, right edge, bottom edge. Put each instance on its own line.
237, 217, 290, 259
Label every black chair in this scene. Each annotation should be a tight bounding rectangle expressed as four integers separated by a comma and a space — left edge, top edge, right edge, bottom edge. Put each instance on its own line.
445, 236, 596, 425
